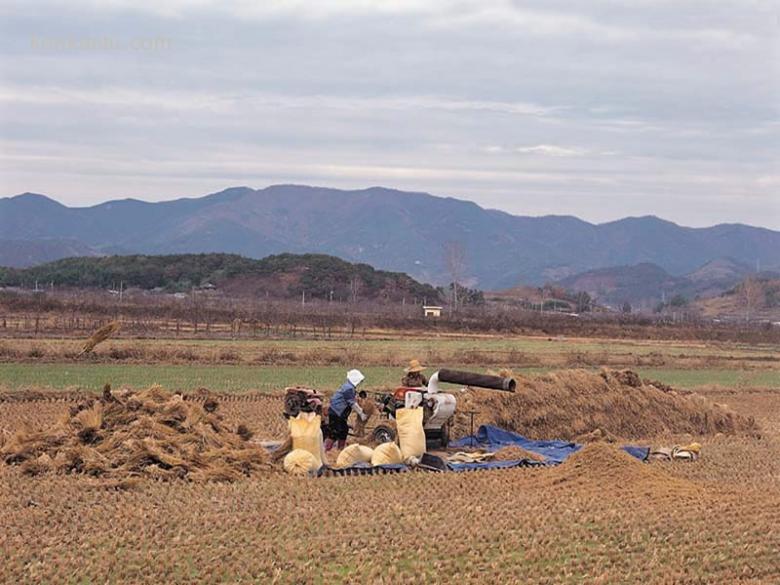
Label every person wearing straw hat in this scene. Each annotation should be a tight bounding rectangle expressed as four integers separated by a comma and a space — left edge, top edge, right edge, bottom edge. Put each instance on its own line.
401, 359, 428, 387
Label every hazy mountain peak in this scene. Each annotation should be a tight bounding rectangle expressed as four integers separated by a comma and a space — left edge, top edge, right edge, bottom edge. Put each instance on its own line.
5, 192, 64, 206
1, 185, 778, 289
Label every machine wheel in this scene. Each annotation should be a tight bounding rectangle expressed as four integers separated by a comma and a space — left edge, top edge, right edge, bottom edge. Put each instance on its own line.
372, 425, 396, 444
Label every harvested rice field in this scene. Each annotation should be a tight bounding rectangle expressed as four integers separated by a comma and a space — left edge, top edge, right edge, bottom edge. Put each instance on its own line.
3, 334, 779, 371
2, 331, 778, 398
2, 365, 780, 583
2, 362, 779, 393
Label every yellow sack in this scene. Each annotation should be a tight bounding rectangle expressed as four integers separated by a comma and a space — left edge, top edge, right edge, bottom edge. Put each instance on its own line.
335, 444, 374, 468
283, 449, 319, 476
371, 442, 403, 466
396, 407, 426, 461
289, 412, 324, 467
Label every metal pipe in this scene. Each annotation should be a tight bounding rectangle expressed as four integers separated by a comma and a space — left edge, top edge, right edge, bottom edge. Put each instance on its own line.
436, 369, 516, 392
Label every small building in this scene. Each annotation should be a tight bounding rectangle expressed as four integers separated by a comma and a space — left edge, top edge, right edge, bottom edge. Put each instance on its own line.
423, 305, 443, 318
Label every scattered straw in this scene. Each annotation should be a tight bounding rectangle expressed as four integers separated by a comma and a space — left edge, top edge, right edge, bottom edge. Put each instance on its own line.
491, 445, 546, 462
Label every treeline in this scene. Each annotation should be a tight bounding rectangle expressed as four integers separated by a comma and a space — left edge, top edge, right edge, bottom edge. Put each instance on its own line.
0, 254, 253, 290
1, 290, 778, 344
0, 253, 442, 303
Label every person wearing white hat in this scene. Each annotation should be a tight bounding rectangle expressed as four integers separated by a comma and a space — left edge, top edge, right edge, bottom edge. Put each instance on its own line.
324, 369, 366, 451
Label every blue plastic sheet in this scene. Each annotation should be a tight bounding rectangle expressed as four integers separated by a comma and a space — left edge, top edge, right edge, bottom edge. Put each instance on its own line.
325, 425, 650, 475
450, 425, 649, 464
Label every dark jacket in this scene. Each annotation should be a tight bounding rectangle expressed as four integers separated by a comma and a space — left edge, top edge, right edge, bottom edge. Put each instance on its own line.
329, 381, 357, 418
401, 372, 428, 388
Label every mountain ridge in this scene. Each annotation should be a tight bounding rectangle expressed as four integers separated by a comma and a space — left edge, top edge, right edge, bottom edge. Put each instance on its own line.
2, 184, 779, 288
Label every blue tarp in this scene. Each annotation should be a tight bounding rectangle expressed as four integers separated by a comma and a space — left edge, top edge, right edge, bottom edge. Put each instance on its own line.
449, 425, 649, 465
323, 425, 649, 475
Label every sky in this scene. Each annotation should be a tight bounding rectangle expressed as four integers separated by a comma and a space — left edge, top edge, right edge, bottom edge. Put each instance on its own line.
1, 0, 778, 229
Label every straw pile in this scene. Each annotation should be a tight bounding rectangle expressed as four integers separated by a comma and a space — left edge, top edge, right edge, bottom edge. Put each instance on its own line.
1, 385, 270, 482
77, 321, 121, 356
453, 368, 758, 440
544, 442, 698, 497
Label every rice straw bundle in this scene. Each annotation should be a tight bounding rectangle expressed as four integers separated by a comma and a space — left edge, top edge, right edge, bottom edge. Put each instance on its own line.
77, 321, 121, 356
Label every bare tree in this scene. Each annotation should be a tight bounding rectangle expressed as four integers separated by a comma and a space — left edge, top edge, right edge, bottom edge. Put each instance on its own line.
741, 276, 763, 321
349, 274, 362, 304
443, 240, 466, 311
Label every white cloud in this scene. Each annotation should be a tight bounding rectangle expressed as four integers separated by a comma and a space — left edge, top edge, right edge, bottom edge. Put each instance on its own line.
514, 145, 586, 157
0, 0, 776, 228
0, 85, 556, 118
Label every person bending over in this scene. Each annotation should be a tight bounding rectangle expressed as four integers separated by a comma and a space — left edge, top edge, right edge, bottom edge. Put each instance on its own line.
325, 369, 366, 451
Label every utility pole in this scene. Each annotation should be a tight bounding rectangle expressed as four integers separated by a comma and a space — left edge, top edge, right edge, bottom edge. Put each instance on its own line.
301, 290, 306, 307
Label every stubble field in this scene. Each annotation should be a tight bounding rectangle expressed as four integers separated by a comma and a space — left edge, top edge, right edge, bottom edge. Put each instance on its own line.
1, 332, 779, 583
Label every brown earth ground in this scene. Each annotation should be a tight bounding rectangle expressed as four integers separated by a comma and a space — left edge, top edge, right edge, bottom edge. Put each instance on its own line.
2, 381, 779, 583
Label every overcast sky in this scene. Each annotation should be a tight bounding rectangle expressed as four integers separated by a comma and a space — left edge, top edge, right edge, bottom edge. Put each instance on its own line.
1, 0, 778, 228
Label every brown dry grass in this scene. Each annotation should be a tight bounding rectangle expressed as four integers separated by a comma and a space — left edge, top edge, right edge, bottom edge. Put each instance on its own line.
3, 334, 779, 376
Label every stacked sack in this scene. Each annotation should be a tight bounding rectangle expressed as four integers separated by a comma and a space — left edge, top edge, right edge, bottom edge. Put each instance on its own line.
283, 412, 325, 476
283, 406, 428, 473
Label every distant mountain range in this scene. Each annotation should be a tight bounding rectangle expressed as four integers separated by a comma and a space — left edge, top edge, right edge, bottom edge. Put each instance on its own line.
558, 258, 778, 310
694, 275, 780, 320
0, 238, 100, 268
2, 185, 779, 291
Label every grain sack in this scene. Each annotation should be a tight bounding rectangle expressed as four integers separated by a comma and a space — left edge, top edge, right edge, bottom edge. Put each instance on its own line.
371, 442, 403, 466
335, 444, 374, 468
289, 412, 324, 467
283, 449, 319, 476
396, 407, 426, 461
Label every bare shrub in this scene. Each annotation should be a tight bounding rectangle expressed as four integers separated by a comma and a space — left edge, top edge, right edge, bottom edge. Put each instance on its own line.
218, 349, 240, 362
0, 343, 21, 360
27, 346, 45, 359
175, 348, 199, 361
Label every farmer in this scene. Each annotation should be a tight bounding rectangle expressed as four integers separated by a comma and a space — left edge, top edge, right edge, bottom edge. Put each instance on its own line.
401, 359, 428, 387
325, 369, 367, 451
